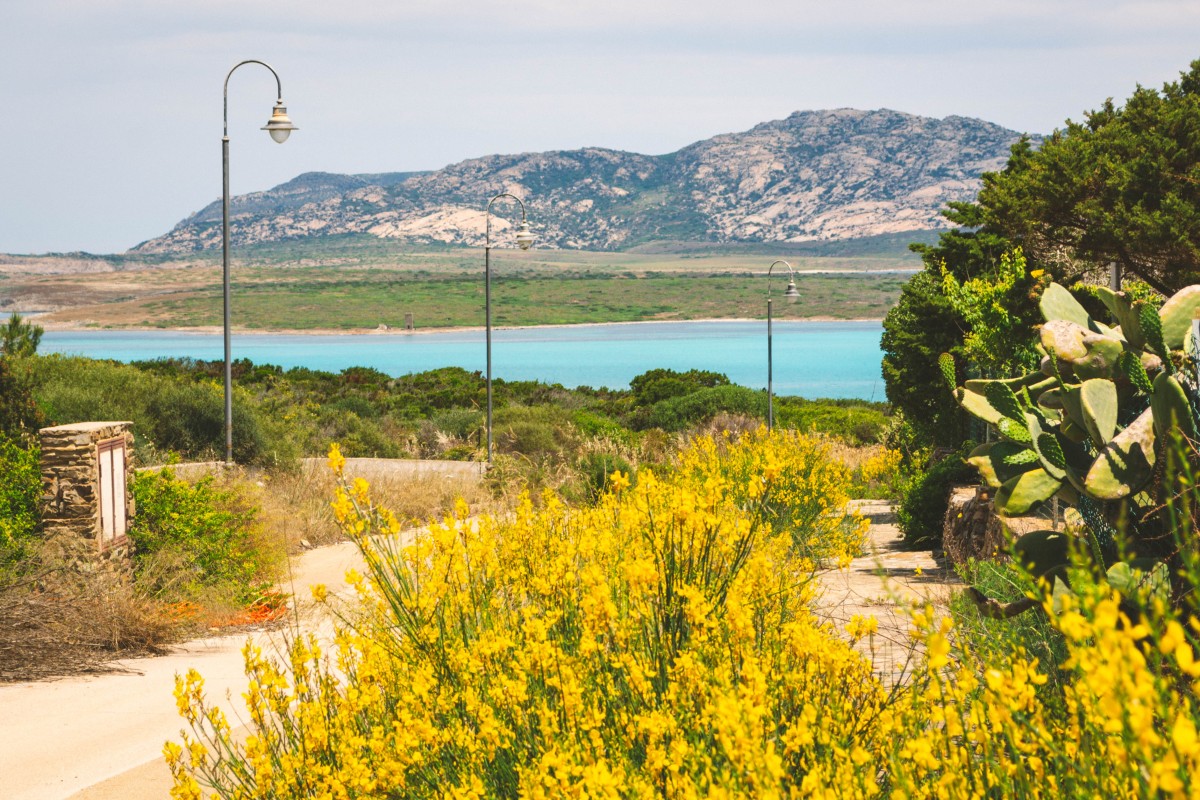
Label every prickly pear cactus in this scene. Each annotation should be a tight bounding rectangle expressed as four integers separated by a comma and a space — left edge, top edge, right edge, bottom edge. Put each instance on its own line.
947, 281, 1200, 600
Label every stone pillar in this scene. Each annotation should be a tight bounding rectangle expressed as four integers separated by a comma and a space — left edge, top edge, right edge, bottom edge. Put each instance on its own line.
38, 421, 135, 567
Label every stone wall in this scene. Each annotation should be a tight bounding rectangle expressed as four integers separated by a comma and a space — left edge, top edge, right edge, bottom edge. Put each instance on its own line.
38, 421, 134, 569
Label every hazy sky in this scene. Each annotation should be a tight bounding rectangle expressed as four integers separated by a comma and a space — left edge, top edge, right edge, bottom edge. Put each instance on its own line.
2, 0, 1199, 254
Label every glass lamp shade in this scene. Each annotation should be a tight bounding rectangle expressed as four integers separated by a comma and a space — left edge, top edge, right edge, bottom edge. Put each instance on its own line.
515, 222, 535, 251
784, 280, 800, 302
262, 101, 297, 143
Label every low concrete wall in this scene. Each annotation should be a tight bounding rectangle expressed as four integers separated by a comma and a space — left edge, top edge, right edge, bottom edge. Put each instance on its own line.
136, 461, 227, 480
138, 458, 484, 484
300, 457, 485, 482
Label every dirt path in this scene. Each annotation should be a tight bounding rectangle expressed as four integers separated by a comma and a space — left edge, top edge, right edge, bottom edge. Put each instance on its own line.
816, 499, 962, 681
0, 540, 370, 800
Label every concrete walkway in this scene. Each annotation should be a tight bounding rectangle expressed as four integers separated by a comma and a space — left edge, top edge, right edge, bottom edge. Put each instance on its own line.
815, 499, 962, 681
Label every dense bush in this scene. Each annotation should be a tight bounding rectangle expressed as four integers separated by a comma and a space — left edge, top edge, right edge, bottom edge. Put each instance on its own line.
629, 367, 730, 405
576, 449, 634, 503
642, 384, 768, 431
0, 437, 40, 559
896, 443, 977, 547
32, 355, 289, 465
0, 356, 43, 440
775, 397, 889, 445
128, 469, 282, 607
492, 404, 579, 458
171, 433, 873, 797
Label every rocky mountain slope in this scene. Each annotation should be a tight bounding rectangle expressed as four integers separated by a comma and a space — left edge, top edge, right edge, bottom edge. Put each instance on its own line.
135, 108, 1033, 254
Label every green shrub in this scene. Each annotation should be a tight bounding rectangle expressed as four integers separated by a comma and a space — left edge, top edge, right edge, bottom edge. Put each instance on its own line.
571, 409, 635, 447
328, 395, 380, 420
0, 437, 40, 560
642, 385, 767, 431
492, 405, 579, 458
33, 355, 285, 465
630, 368, 730, 406
896, 443, 977, 547
431, 408, 483, 442
774, 399, 889, 445
128, 469, 281, 606
0, 356, 43, 440
576, 450, 634, 504
315, 408, 404, 459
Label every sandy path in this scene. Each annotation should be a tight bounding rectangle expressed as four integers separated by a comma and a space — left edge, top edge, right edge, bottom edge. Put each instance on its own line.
816, 499, 962, 681
0, 540, 368, 800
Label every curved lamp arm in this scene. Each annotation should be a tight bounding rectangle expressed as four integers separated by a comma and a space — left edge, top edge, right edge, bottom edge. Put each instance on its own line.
224, 59, 284, 137
766, 259, 796, 299
485, 192, 529, 248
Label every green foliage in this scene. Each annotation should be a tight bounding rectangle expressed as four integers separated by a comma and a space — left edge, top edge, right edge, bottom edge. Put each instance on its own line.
492, 405, 579, 459
32, 356, 288, 466
128, 469, 279, 605
430, 408, 483, 442
881, 271, 968, 446
642, 385, 767, 432
939, 248, 1045, 376
576, 450, 634, 504
0, 437, 40, 559
0, 355, 43, 440
629, 368, 730, 406
0, 313, 43, 358
973, 60, 1200, 294
774, 397, 889, 445
896, 444, 977, 547
571, 409, 636, 447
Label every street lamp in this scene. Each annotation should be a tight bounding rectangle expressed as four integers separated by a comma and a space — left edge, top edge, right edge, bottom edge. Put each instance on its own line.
766, 260, 800, 431
221, 60, 297, 465
484, 193, 535, 465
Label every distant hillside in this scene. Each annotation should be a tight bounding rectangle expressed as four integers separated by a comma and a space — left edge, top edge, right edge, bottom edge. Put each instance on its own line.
134, 108, 1035, 254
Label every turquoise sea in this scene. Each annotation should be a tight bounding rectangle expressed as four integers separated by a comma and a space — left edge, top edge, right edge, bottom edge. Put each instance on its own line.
40, 321, 886, 400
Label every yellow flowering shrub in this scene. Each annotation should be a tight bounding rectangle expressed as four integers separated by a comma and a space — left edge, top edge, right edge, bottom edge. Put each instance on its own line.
674, 428, 868, 564
856, 447, 904, 498
168, 432, 883, 798
168, 432, 1200, 798
890, 582, 1200, 799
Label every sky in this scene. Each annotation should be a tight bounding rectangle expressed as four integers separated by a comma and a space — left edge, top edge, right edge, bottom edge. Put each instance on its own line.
2, 0, 1200, 254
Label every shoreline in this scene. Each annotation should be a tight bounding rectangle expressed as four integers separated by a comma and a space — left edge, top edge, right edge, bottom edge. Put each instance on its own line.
37, 316, 885, 336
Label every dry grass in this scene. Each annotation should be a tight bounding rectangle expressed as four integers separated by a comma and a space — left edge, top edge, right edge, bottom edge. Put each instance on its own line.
825, 441, 887, 472
0, 547, 185, 682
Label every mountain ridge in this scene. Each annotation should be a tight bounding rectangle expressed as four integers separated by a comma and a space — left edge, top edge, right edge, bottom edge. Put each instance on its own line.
135, 108, 1036, 254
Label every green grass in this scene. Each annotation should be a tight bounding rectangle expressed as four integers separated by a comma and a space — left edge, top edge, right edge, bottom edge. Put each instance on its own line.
130, 272, 908, 330
18, 241, 918, 330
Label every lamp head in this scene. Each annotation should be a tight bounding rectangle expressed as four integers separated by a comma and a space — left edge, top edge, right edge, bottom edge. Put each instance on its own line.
515, 221, 535, 251
262, 100, 297, 143
784, 279, 800, 303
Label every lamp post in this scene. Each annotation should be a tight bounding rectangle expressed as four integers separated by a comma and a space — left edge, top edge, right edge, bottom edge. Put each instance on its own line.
221, 60, 297, 465
484, 193, 535, 465
766, 259, 800, 431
